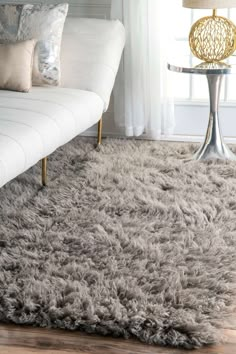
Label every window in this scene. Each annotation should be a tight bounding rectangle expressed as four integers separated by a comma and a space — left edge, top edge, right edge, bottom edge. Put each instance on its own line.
173, 3, 236, 103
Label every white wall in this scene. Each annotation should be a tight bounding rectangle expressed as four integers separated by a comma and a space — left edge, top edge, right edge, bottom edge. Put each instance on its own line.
4, 0, 111, 15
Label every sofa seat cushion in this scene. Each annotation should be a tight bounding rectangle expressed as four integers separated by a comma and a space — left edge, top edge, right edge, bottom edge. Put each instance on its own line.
0, 87, 104, 187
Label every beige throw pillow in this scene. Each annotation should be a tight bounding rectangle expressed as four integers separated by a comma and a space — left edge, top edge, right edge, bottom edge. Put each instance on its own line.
0, 39, 35, 92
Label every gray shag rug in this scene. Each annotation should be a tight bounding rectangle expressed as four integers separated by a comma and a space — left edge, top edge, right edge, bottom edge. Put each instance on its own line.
0, 137, 236, 349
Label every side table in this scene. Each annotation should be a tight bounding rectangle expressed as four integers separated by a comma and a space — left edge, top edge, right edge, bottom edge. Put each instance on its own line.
168, 60, 236, 161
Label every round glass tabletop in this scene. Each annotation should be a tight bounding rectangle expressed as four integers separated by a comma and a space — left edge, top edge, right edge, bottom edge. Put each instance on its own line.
168, 56, 236, 75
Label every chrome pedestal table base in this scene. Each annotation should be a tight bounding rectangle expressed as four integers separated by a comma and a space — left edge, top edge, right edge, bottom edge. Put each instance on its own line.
168, 60, 236, 161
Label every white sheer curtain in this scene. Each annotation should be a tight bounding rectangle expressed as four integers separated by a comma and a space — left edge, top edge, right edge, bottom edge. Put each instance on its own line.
111, 0, 175, 139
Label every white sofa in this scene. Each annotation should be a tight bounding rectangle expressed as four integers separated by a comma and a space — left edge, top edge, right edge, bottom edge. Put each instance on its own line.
0, 17, 125, 188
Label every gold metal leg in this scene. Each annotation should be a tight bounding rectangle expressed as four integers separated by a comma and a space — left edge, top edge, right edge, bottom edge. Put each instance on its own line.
97, 117, 103, 147
42, 157, 47, 186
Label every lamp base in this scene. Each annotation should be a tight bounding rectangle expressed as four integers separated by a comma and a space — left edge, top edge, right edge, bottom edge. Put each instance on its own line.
189, 10, 236, 62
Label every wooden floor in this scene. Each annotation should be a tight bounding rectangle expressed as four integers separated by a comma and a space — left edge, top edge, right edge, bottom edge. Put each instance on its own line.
0, 325, 236, 354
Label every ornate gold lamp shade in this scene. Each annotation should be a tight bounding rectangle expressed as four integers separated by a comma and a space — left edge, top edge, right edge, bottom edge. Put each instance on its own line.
183, 0, 236, 62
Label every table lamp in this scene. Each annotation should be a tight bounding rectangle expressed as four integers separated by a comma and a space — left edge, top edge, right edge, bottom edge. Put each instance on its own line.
183, 0, 236, 62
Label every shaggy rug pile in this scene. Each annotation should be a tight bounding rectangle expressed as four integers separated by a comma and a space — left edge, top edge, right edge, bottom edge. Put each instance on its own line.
0, 138, 236, 349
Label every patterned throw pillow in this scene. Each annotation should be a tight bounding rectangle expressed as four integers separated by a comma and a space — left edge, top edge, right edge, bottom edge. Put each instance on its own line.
0, 4, 68, 86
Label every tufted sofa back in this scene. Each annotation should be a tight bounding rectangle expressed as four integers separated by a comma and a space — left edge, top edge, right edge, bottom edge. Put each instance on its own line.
61, 17, 125, 112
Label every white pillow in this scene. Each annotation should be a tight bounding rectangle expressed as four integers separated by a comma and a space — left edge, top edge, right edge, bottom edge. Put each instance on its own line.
0, 4, 68, 86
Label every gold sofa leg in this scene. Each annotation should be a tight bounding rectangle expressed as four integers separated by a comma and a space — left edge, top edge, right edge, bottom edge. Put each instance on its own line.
97, 117, 103, 147
41, 118, 103, 186
42, 157, 47, 186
